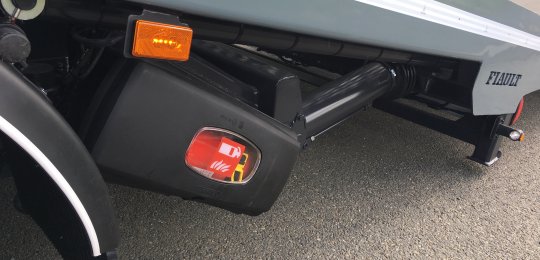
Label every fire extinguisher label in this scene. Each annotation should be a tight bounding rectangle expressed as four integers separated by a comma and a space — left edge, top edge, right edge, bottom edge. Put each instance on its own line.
208, 137, 245, 178
186, 128, 260, 184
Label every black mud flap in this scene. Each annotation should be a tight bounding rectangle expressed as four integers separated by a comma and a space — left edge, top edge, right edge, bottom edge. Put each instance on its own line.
0, 62, 119, 257
84, 58, 301, 215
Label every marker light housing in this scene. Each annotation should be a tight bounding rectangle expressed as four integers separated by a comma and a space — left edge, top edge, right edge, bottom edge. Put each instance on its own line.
132, 20, 192, 61
186, 128, 261, 184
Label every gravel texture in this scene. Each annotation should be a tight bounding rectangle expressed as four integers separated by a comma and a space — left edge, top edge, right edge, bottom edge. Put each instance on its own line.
1, 93, 539, 259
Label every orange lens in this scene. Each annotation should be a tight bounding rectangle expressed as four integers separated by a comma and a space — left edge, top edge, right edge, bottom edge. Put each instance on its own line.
132, 20, 193, 61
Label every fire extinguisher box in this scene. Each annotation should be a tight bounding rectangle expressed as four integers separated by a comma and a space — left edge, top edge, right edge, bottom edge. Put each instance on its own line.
83, 58, 300, 215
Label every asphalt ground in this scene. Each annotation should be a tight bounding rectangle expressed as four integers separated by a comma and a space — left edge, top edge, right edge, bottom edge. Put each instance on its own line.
1, 92, 540, 259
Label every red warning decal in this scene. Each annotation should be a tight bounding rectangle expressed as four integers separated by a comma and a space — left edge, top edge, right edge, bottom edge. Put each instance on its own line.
186, 132, 245, 181
208, 137, 245, 179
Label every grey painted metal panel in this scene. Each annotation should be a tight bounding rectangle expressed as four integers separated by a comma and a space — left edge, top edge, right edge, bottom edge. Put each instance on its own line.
130, 0, 540, 115
438, 0, 540, 37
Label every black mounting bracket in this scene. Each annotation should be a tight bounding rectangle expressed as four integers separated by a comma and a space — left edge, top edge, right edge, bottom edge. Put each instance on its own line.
373, 98, 516, 166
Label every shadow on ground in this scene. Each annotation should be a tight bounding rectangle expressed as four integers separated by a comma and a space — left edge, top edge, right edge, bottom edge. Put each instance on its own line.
1, 92, 540, 259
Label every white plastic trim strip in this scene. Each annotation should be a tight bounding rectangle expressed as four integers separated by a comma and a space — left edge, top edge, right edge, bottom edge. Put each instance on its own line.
0, 115, 101, 256
356, 0, 540, 52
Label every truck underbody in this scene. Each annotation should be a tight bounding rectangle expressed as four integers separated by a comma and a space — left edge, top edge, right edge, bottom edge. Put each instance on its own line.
0, 0, 538, 258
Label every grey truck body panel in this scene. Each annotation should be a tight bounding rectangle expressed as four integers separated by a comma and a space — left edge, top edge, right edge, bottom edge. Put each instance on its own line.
130, 0, 540, 115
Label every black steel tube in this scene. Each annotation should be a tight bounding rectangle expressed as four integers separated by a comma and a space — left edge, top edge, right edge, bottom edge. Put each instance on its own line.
41, 4, 457, 66
186, 17, 414, 63
302, 63, 395, 138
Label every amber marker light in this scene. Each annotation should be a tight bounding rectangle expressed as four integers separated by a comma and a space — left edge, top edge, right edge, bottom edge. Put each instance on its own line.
132, 20, 193, 61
